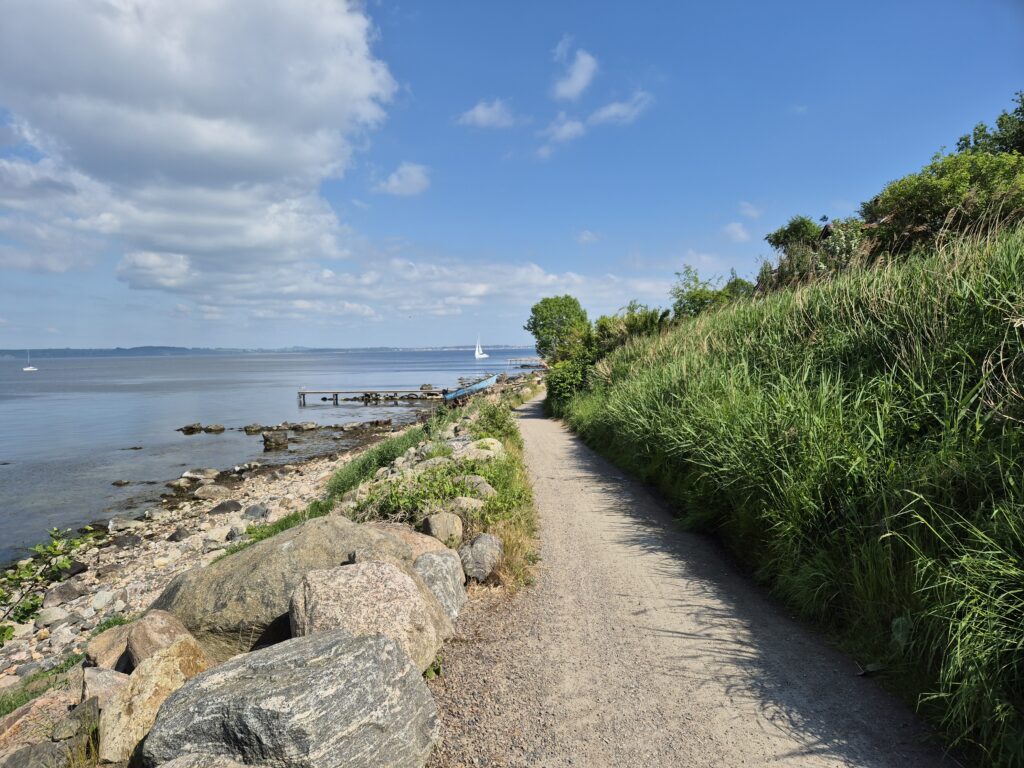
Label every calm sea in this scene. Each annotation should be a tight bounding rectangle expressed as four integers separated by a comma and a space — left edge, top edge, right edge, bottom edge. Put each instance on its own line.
0, 348, 534, 563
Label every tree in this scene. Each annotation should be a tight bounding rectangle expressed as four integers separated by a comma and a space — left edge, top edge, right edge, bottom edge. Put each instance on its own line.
670, 265, 722, 318
524, 295, 590, 361
956, 91, 1024, 156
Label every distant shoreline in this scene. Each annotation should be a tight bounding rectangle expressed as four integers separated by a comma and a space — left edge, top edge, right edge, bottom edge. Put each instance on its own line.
0, 345, 536, 360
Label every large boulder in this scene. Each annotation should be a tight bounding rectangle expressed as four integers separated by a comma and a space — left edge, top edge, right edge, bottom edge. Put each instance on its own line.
365, 522, 447, 561
82, 667, 129, 709
423, 512, 463, 547
159, 756, 248, 768
0, 741, 71, 768
0, 686, 78, 758
262, 430, 289, 451
192, 485, 232, 501
289, 562, 452, 672
126, 610, 197, 669
151, 516, 413, 661
98, 637, 212, 764
413, 551, 467, 621
459, 533, 504, 582
140, 631, 439, 768
85, 622, 132, 671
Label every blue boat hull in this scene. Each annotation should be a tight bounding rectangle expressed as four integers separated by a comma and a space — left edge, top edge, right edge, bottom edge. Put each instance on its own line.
443, 373, 499, 402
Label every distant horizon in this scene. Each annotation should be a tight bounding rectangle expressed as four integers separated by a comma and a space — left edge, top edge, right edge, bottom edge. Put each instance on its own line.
0, 343, 538, 359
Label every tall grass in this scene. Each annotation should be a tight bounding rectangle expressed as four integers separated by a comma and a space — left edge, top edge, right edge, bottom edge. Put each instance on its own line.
561, 226, 1024, 765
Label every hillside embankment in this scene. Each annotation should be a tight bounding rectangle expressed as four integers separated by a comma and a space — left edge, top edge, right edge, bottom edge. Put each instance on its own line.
556, 227, 1024, 765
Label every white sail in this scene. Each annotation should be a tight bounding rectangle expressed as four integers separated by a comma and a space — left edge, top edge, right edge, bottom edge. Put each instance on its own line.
22, 350, 37, 372
474, 335, 489, 360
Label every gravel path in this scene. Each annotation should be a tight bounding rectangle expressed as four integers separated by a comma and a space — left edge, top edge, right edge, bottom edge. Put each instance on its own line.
429, 396, 957, 767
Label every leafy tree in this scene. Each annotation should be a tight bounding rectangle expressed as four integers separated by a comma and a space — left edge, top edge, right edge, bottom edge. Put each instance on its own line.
524, 295, 589, 361
593, 301, 671, 355
861, 150, 1024, 255
764, 215, 823, 255
670, 265, 722, 318
956, 91, 1024, 156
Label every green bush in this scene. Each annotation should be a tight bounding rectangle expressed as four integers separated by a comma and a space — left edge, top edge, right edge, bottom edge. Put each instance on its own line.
562, 225, 1024, 765
861, 150, 1024, 256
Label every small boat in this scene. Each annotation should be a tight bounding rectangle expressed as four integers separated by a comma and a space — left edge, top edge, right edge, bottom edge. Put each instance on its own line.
443, 373, 499, 403
22, 350, 37, 372
474, 335, 489, 360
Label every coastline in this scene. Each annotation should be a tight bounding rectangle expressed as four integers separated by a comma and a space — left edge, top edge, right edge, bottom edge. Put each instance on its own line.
0, 415, 422, 684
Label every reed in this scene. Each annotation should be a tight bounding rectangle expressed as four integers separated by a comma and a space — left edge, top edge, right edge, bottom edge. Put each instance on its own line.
562, 225, 1024, 765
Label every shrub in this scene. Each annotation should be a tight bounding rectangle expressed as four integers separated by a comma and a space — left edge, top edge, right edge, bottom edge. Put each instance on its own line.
861, 150, 1024, 256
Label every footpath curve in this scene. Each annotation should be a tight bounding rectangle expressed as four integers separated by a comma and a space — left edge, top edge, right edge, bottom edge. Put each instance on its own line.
429, 396, 955, 767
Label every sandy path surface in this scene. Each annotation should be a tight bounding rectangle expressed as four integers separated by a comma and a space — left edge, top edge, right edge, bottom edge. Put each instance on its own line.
429, 396, 956, 767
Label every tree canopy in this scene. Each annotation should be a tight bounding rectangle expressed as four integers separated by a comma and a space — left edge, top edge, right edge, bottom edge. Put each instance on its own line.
524, 295, 589, 360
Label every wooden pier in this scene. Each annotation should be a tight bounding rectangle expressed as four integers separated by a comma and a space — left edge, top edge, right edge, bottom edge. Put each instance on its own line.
507, 357, 546, 368
297, 388, 441, 407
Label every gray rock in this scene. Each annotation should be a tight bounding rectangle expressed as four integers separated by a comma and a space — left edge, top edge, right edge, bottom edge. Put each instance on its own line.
192, 485, 232, 501
454, 437, 505, 462
415, 456, 451, 472
243, 423, 265, 435
444, 496, 485, 520
183, 468, 219, 481
262, 430, 289, 451
158, 756, 248, 768
34, 606, 69, 628
202, 424, 225, 434
108, 516, 144, 532
289, 562, 452, 673
458, 533, 504, 582
151, 516, 413, 661
208, 500, 242, 515
242, 504, 269, 522
91, 590, 115, 612
456, 474, 498, 500
413, 550, 467, 620
166, 478, 194, 491
423, 512, 463, 547
111, 533, 143, 549
51, 696, 99, 741
43, 578, 89, 608
168, 526, 192, 542
140, 632, 439, 768
178, 423, 202, 435
0, 741, 70, 768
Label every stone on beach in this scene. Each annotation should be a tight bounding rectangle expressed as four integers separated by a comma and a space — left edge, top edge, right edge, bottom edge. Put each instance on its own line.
151, 516, 413, 661
192, 485, 232, 501
262, 430, 289, 451
289, 562, 452, 673
126, 609, 208, 669
140, 631, 439, 768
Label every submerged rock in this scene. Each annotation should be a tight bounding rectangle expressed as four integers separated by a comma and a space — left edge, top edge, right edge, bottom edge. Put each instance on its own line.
262, 430, 289, 451
140, 631, 439, 768
177, 423, 203, 435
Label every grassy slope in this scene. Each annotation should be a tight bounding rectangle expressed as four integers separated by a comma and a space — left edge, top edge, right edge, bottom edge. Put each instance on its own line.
561, 227, 1024, 766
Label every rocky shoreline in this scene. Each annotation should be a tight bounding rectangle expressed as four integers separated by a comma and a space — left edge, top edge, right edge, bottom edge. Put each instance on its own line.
0, 418, 410, 685
0, 375, 541, 767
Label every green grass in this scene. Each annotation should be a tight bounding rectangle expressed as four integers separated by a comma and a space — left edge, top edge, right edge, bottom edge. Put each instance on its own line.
559, 226, 1024, 766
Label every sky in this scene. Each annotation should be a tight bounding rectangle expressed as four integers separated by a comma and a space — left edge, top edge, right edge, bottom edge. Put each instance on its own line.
0, 1, 1022, 349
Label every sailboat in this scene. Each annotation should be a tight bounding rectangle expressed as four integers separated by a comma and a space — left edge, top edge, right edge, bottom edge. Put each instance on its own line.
474, 335, 489, 360
22, 350, 37, 372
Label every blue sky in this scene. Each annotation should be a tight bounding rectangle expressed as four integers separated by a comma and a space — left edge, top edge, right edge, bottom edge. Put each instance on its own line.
0, 0, 1022, 349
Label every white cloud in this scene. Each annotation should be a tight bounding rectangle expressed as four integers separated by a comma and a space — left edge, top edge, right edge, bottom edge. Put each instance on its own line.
457, 99, 517, 128
576, 230, 600, 245
553, 34, 574, 63
723, 222, 751, 243
739, 201, 762, 219
0, 0, 393, 278
552, 49, 598, 101
542, 113, 586, 143
588, 91, 653, 125
373, 162, 431, 197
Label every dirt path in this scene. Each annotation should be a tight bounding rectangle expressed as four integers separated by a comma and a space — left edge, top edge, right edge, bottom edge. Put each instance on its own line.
429, 397, 956, 767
